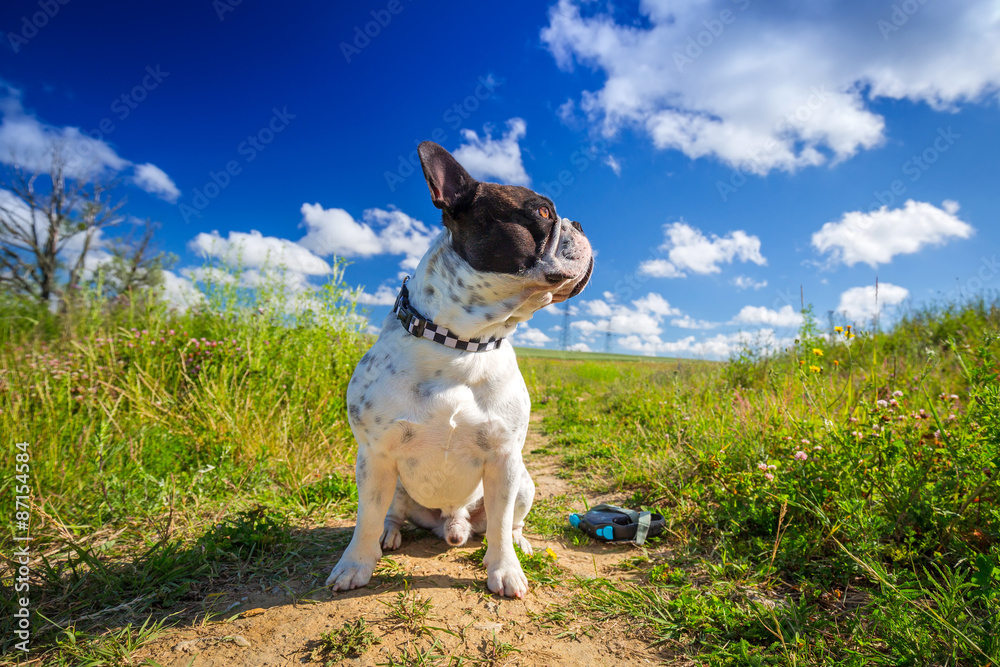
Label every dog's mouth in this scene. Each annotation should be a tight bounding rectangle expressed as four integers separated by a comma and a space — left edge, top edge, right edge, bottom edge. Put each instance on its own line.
568, 255, 594, 299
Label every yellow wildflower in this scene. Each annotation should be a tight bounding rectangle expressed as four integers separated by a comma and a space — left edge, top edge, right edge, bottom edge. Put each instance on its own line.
545, 547, 558, 561
812, 348, 824, 356
834, 326, 843, 333
809, 365, 821, 373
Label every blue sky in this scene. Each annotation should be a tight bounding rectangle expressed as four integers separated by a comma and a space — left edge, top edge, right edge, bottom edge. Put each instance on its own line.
1, 0, 997, 357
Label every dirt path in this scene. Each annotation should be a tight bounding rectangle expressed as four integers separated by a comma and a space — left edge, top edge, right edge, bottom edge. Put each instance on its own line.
141, 415, 662, 666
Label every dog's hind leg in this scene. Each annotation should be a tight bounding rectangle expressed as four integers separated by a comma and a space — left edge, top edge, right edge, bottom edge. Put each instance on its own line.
326, 448, 397, 591
511, 464, 535, 554
381, 480, 409, 550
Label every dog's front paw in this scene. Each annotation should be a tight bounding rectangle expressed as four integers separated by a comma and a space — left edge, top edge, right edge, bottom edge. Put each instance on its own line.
380, 526, 402, 550
486, 558, 529, 599
325, 557, 376, 591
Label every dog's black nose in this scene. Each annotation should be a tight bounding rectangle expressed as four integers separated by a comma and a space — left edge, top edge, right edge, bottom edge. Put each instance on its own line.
570, 220, 583, 233
545, 271, 570, 283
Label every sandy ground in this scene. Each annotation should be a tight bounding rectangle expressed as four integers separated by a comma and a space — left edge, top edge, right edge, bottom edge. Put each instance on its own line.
140, 416, 663, 666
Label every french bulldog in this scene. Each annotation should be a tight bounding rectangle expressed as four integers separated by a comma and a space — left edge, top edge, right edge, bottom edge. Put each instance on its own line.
325, 141, 593, 598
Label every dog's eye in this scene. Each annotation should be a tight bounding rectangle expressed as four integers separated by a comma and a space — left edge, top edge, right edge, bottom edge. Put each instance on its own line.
537, 206, 551, 219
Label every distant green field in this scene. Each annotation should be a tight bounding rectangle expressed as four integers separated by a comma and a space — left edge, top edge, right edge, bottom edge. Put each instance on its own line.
513, 346, 711, 363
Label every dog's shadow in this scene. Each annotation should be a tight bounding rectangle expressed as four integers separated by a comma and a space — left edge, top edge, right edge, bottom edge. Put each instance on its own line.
314, 525, 489, 600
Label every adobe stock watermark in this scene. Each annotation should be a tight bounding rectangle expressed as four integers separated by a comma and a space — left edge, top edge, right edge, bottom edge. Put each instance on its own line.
11, 441, 32, 653
877, 0, 931, 40
68, 65, 170, 162
213, 0, 242, 21
538, 138, 611, 201
945, 254, 999, 302
609, 242, 673, 303
6, 0, 71, 54
857, 126, 959, 222
340, 0, 414, 64
178, 107, 296, 223
673, 0, 752, 73
384, 75, 501, 192
717, 85, 832, 202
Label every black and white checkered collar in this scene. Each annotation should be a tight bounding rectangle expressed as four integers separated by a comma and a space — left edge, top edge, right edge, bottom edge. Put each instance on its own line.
392, 277, 504, 352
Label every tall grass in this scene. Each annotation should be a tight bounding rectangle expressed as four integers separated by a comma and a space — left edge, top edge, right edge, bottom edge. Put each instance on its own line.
522, 297, 1000, 664
2, 277, 998, 664
1, 261, 367, 528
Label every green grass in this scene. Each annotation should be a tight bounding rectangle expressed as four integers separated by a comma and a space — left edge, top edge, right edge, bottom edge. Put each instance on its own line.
311, 618, 381, 664
513, 346, 698, 363
1, 272, 998, 665
520, 298, 1000, 665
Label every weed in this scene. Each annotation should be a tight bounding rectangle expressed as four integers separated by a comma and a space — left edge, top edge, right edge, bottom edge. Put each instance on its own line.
311, 618, 381, 664
381, 584, 436, 636
197, 506, 292, 562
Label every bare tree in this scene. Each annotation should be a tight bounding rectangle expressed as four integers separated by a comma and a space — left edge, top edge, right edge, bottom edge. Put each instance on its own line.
0, 146, 170, 308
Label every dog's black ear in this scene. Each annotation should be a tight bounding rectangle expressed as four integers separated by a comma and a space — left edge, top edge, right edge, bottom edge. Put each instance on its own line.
418, 142, 476, 212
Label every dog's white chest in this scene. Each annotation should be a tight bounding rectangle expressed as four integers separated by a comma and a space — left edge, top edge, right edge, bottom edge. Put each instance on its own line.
347, 331, 530, 512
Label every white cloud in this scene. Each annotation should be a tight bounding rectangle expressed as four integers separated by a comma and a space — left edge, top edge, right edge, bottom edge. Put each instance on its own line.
0, 84, 177, 200
671, 314, 718, 330
158, 270, 205, 312
541, 0, 1000, 174
452, 118, 530, 185
133, 163, 181, 203
189, 230, 331, 276
632, 292, 680, 318
733, 276, 768, 290
510, 323, 552, 347
619, 328, 790, 359
731, 304, 804, 328
812, 200, 974, 267
639, 221, 766, 278
837, 283, 909, 322
568, 342, 591, 352
604, 154, 621, 175
182, 266, 238, 287
573, 291, 681, 338
355, 284, 397, 306
298, 204, 434, 270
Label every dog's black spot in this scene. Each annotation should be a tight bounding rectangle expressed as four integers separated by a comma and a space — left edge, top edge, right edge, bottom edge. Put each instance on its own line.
401, 424, 415, 443
406, 457, 418, 470
483, 311, 494, 320
413, 381, 433, 400
349, 404, 361, 422
476, 427, 491, 451
448, 290, 458, 301
424, 285, 435, 298
364, 400, 373, 412
463, 304, 474, 314
434, 369, 443, 377
374, 415, 382, 424
456, 277, 464, 288
357, 457, 369, 481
